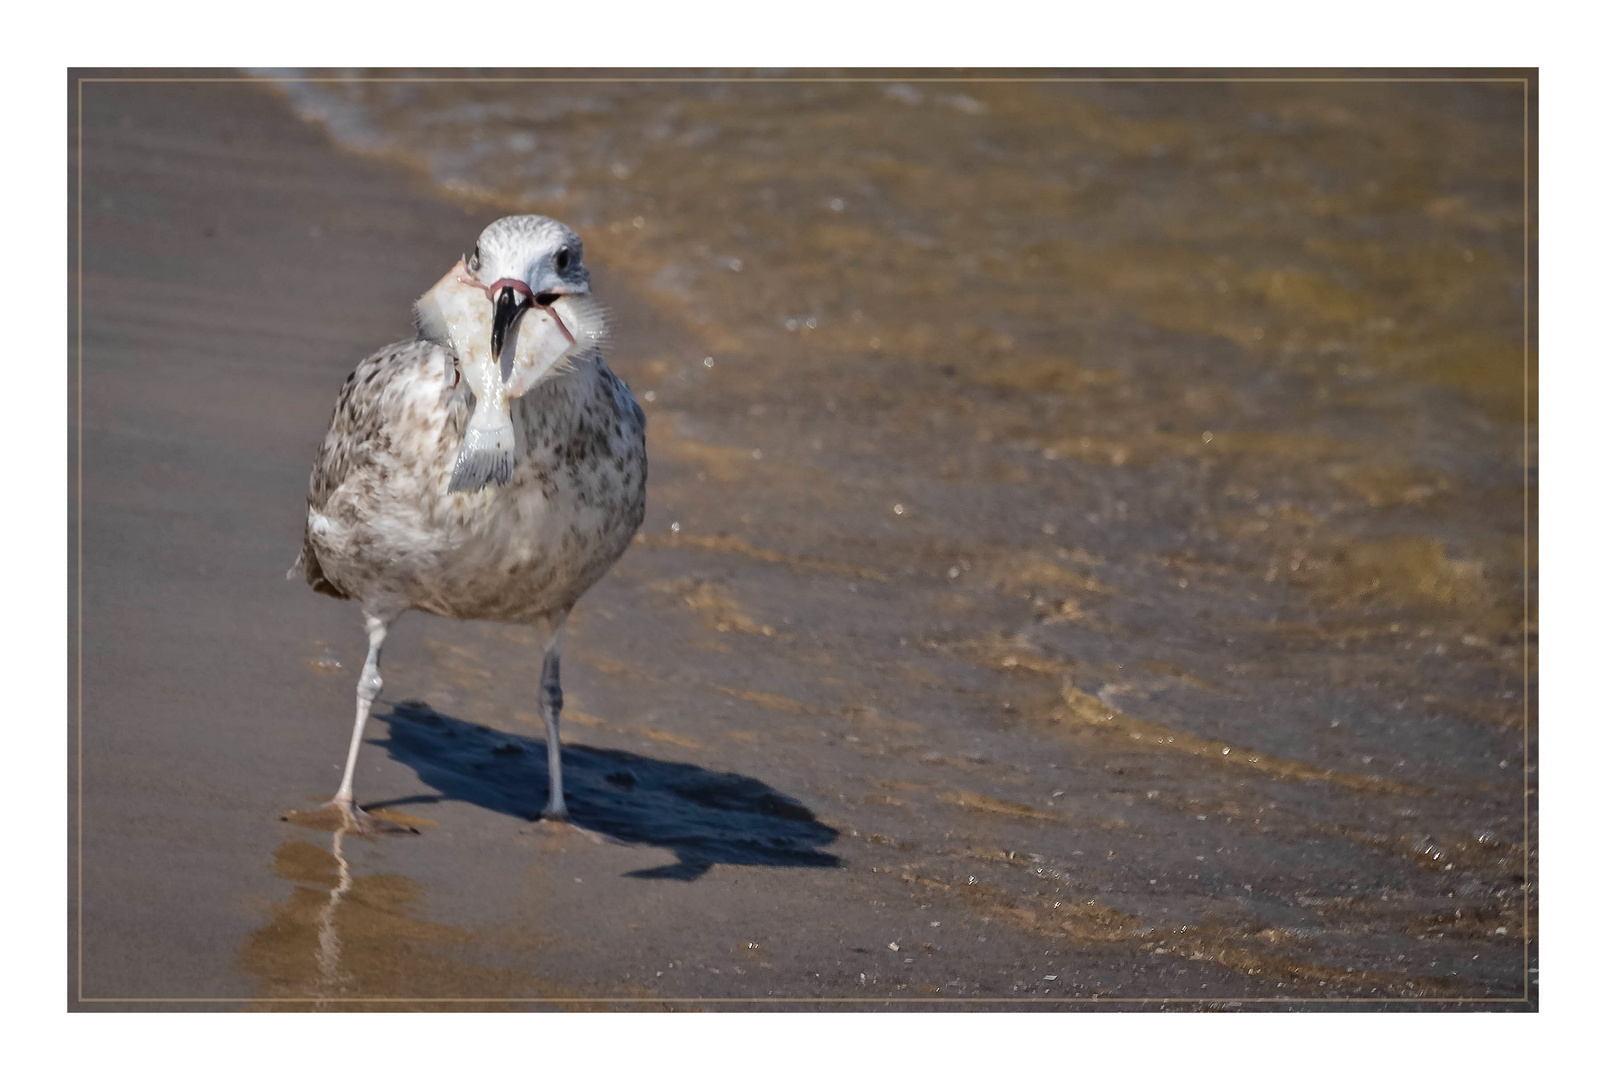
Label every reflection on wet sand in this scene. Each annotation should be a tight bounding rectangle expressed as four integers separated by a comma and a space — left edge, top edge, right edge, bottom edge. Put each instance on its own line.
241, 830, 542, 1009
313, 830, 352, 994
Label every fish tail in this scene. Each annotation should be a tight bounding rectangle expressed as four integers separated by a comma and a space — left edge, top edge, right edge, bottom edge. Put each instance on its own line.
448, 415, 516, 493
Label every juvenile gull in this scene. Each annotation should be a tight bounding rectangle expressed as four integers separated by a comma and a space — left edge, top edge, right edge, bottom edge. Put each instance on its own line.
289, 214, 647, 834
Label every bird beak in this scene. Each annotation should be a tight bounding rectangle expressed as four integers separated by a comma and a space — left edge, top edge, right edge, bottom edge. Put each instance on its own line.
490, 282, 532, 364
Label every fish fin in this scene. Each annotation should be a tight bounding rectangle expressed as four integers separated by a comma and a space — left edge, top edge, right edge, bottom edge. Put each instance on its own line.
568, 296, 612, 351
413, 261, 464, 347
448, 423, 516, 493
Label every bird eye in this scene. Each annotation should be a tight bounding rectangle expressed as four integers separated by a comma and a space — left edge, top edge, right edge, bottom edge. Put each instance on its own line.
555, 246, 571, 272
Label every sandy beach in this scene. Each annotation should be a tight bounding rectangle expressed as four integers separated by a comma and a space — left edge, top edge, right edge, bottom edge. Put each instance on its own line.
69, 73, 1535, 1010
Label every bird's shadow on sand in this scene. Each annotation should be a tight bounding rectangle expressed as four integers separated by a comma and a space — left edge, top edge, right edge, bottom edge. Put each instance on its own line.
369, 700, 840, 882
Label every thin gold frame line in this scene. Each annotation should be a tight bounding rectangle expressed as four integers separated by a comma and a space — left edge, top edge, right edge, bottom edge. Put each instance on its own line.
1522, 75, 1532, 1004
75, 995, 1530, 1005
76, 73, 85, 1007
72, 71, 1541, 1009
78, 76, 1530, 84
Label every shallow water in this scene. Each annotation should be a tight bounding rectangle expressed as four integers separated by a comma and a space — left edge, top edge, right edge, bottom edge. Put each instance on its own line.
270, 73, 1530, 602
248, 74, 1534, 1003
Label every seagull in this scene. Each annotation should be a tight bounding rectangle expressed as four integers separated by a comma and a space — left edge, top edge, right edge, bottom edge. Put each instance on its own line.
288, 214, 647, 834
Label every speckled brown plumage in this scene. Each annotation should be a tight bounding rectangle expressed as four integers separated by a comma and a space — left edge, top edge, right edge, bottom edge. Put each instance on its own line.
295, 339, 645, 623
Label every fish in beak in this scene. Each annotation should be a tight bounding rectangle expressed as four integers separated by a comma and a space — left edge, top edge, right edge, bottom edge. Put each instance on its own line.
412, 217, 604, 495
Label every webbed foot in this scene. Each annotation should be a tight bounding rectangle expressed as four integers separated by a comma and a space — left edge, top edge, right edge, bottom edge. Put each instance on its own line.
282, 797, 420, 836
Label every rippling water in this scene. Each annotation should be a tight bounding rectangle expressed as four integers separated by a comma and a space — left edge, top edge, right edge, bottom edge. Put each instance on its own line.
256, 72, 1534, 998
273, 72, 1529, 634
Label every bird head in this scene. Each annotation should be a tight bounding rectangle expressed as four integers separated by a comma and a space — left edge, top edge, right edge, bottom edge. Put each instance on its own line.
415, 215, 607, 398
465, 215, 593, 359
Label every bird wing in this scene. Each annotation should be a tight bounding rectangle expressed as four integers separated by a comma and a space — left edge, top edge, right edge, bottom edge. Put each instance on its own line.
294, 338, 462, 598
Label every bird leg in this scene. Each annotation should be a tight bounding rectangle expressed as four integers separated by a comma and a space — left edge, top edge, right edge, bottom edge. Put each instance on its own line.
285, 611, 415, 836
537, 613, 570, 821
335, 612, 387, 799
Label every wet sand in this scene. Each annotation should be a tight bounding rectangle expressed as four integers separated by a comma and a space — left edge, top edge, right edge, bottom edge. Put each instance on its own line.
70, 74, 1535, 1010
